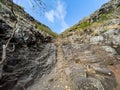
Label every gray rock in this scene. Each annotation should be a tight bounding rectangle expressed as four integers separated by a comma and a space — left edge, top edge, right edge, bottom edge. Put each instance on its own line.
103, 29, 120, 45
92, 65, 112, 75
110, 19, 120, 25
102, 46, 117, 54
90, 36, 104, 44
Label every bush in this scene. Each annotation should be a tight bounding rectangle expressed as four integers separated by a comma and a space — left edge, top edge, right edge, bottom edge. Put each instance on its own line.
35, 23, 58, 38
77, 20, 91, 29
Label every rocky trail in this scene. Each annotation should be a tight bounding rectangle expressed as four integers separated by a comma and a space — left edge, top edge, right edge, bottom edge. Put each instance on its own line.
27, 38, 119, 90
27, 39, 72, 90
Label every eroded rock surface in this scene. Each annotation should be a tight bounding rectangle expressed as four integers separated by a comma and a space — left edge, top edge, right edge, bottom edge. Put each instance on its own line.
27, 39, 118, 90
62, 43, 117, 90
0, 43, 56, 90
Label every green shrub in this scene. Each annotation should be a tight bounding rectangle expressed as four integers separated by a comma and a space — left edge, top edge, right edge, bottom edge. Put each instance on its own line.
35, 23, 58, 37
77, 20, 91, 29
97, 11, 113, 23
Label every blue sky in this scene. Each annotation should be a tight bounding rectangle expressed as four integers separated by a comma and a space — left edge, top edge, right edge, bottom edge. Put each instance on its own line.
13, 0, 110, 34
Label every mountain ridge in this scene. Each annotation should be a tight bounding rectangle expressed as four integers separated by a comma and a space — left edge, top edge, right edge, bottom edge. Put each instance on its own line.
1, 0, 57, 37
61, 0, 120, 36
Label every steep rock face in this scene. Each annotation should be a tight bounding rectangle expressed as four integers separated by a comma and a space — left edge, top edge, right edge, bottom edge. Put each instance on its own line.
0, 1, 57, 90
0, 43, 56, 90
0, 1, 54, 44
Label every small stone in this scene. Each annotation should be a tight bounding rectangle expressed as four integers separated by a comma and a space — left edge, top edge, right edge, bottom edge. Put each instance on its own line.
108, 72, 112, 75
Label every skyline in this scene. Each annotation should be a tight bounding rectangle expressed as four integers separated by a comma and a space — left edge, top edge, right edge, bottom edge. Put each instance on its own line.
13, 0, 110, 34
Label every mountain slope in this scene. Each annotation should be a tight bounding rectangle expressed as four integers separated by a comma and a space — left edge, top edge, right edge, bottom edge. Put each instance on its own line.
62, 0, 120, 37
60, 0, 120, 89
0, 0, 57, 38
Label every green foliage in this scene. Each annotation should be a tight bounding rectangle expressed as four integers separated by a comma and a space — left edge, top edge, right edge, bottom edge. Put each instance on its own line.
97, 13, 112, 22
77, 20, 91, 30
63, 17, 91, 34
62, 3, 119, 37
35, 23, 58, 37
62, 12, 112, 36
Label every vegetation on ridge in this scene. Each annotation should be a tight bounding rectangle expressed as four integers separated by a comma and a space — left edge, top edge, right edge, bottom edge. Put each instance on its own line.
35, 22, 58, 38
0, 0, 58, 38
61, 1, 120, 36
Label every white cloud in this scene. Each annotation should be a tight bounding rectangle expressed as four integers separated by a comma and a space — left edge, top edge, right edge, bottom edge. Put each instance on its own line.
45, 10, 55, 23
45, 0, 68, 32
